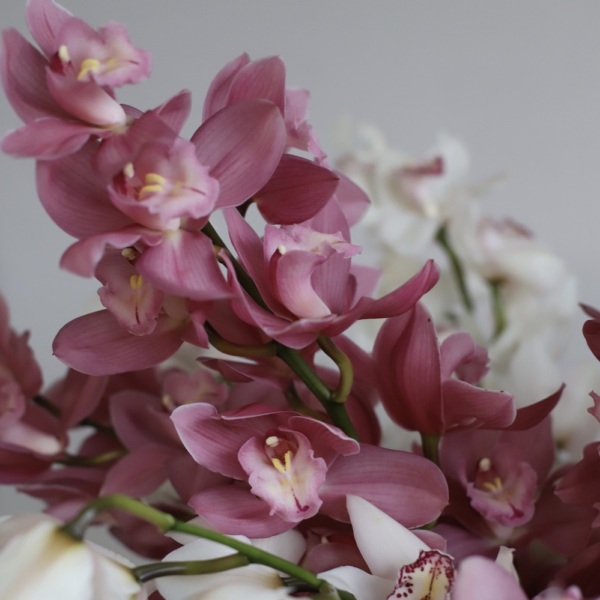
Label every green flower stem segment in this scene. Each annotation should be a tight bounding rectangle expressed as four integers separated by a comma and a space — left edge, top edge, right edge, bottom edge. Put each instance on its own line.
133, 554, 250, 582
202, 221, 269, 311
277, 345, 359, 441
490, 279, 507, 340
206, 322, 278, 358
317, 335, 354, 404
61, 495, 356, 599
421, 433, 441, 467
57, 449, 125, 467
435, 225, 474, 314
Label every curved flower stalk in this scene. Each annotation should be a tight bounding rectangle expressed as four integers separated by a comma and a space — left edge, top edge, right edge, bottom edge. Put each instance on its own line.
156, 529, 306, 600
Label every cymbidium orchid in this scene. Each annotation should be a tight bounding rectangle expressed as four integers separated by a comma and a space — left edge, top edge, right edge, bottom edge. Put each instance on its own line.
1, 0, 150, 158
171, 401, 448, 536
223, 198, 439, 349
5, 0, 600, 597
320, 495, 455, 600
373, 301, 515, 436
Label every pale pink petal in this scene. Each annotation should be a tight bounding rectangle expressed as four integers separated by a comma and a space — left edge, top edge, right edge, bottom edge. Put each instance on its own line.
238, 432, 326, 522
273, 249, 331, 319
188, 485, 291, 537
170, 403, 252, 480
1, 118, 93, 159
192, 99, 286, 208
333, 171, 371, 227
59, 228, 158, 277
36, 141, 130, 237
135, 230, 231, 301
46, 69, 126, 126
202, 52, 250, 120
25, 0, 72, 57
153, 89, 191, 133
53, 310, 183, 375
226, 55, 285, 111
452, 556, 527, 600
0, 28, 65, 122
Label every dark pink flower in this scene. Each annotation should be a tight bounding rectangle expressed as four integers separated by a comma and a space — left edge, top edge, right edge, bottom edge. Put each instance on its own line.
222, 198, 439, 348
374, 302, 515, 435
172, 401, 448, 537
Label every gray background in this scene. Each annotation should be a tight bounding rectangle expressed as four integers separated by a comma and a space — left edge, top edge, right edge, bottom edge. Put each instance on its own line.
1, 1, 600, 513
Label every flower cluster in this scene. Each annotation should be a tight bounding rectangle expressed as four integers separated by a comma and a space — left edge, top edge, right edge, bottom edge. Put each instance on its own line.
2, 2, 600, 599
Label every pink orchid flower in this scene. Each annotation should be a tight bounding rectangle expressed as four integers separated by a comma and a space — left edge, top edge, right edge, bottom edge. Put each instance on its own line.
171, 402, 448, 537
222, 197, 439, 349
203, 52, 326, 160
374, 302, 515, 435
1, 0, 150, 158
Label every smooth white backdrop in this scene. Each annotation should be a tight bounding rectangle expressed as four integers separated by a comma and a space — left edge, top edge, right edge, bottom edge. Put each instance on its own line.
1, 1, 600, 512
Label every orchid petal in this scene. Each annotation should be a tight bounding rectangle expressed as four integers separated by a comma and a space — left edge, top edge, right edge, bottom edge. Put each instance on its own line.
100, 444, 168, 497
442, 380, 515, 430
0, 29, 63, 122
202, 52, 250, 120
346, 495, 429, 580
192, 99, 286, 208
53, 310, 183, 375
255, 154, 339, 224
188, 485, 291, 537
135, 230, 231, 301
373, 304, 443, 434
46, 70, 126, 127
320, 444, 448, 528
25, 0, 72, 57
36, 141, 130, 237
452, 556, 527, 600
1, 118, 92, 159
226, 55, 285, 111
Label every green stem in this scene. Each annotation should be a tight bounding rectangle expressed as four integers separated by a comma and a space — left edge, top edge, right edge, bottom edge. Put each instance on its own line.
277, 346, 359, 440
317, 335, 354, 404
202, 221, 268, 310
421, 433, 440, 466
61, 495, 356, 599
61, 494, 175, 540
490, 279, 506, 339
206, 322, 277, 358
171, 520, 322, 587
56, 449, 125, 467
33, 395, 116, 436
133, 554, 250, 582
284, 383, 329, 421
436, 225, 474, 313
